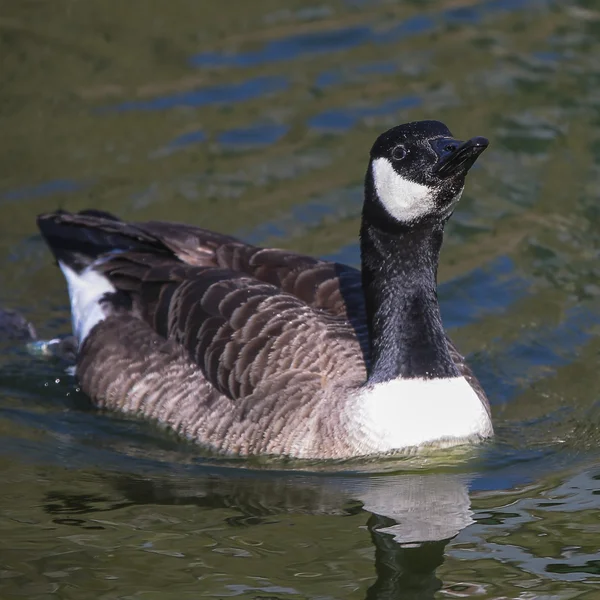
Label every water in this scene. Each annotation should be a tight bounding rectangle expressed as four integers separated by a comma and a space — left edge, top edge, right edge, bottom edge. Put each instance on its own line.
1, 0, 599, 597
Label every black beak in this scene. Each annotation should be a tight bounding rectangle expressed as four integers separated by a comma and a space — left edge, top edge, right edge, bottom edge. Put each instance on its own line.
432, 136, 489, 177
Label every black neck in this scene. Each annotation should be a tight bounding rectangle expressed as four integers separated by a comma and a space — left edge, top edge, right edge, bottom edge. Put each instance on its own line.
360, 195, 459, 383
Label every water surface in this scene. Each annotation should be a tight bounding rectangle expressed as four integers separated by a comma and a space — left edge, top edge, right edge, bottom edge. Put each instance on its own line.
1, 0, 600, 598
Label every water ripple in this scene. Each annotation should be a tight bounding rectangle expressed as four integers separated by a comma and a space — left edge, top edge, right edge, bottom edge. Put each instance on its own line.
99, 76, 289, 113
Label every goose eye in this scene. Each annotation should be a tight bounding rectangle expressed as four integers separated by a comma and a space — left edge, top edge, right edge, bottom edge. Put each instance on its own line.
391, 145, 407, 161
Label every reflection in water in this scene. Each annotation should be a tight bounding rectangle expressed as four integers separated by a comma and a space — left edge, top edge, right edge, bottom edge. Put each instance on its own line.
189, 26, 374, 68
218, 122, 289, 148
0, 179, 88, 203
355, 475, 472, 545
101, 75, 289, 112
359, 475, 472, 599
308, 95, 422, 132
44, 469, 472, 598
187, 0, 548, 71
366, 519, 447, 600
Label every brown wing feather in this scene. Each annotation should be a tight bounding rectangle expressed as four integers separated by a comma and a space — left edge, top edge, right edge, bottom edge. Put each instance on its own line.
94, 252, 365, 404
138, 219, 366, 323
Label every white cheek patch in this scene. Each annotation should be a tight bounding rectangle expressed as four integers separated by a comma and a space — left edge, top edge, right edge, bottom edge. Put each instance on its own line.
372, 157, 434, 223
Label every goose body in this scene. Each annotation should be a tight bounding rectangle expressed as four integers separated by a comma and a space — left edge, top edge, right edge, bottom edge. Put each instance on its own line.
38, 120, 493, 459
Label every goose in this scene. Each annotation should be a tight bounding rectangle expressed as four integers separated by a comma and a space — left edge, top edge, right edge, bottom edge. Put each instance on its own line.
37, 120, 493, 459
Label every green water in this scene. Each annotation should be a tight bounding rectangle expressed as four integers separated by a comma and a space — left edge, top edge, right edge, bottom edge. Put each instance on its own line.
1, 0, 599, 597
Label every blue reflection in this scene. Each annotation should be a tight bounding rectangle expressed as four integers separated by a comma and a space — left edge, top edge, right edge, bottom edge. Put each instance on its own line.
356, 60, 398, 75
442, 6, 482, 24
441, 256, 530, 329
99, 76, 288, 112
190, 15, 436, 69
321, 243, 360, 266
189, 0, 549, 71
316, 60, 397, 89
532, 51, 561, 64
475, 305, 596, 406
309, 111, 357, 131
150, 129, 207, 158
168, 129, 207, 149
484, 0, 549, 14
218, 123, 288, 147
190, 26, 372, 68
314, 71, 340, 88
308, 95, 421, 131
240, 186, 363, 246
1, 179, 87, 202
375, 14, 434, 45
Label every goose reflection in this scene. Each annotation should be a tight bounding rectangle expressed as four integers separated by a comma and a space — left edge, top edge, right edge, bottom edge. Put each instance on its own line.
357, 473, 472, 599
45, 466, 473, 598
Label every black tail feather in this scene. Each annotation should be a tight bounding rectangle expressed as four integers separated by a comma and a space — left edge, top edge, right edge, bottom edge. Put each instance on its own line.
37, 210, 167, 273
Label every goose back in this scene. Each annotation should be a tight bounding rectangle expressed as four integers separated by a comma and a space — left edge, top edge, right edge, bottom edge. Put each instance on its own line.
38, 211, 373, 457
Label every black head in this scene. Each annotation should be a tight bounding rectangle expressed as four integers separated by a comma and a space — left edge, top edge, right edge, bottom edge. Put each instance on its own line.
366, 120, 488, 227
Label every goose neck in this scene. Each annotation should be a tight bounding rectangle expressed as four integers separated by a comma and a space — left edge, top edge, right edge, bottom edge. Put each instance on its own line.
360, 219, 458, 383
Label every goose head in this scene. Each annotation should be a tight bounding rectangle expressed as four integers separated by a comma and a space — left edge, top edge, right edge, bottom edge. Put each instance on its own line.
364, 120, 488, 229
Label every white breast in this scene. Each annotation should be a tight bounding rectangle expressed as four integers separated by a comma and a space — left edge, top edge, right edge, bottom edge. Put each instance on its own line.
348, 376, 493, 454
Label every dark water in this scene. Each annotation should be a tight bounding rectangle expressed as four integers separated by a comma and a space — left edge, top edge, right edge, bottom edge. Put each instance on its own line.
1, 0, 600, 597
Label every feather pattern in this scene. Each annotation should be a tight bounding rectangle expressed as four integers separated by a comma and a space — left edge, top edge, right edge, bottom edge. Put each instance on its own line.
36, 121, 494, 458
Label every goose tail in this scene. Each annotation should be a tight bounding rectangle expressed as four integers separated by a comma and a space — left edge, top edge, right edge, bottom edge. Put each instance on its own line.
37, 210, 158, 344
37, 209, 158, 273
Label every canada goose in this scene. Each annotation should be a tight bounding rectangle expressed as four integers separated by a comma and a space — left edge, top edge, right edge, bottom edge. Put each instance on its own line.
37, 120, 493, 459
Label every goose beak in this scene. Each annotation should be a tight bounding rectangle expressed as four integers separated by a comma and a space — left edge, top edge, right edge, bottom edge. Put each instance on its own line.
432, 136, 489, 177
